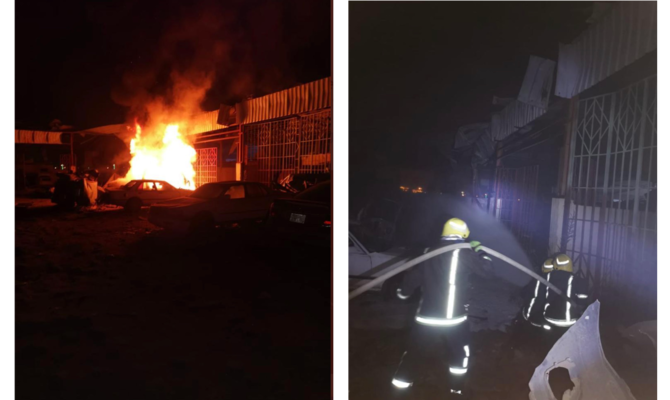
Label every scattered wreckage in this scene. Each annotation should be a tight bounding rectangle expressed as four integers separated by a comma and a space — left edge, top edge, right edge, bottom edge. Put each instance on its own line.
51, 168, 101, 210
529, 301, 639, 400
350, 195, 653, 398
274, 172, 331, 194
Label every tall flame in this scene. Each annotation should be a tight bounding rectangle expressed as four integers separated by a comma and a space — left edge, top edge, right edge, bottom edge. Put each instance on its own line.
126, 123, 197, 190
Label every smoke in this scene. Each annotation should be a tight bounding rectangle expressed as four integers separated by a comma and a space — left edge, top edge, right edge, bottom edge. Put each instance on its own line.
110, 5, 228, 141
109, 0, 329, 145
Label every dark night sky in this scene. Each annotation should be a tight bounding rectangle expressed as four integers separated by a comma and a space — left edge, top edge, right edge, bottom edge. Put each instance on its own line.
350, 2, 592, 171
16, 0, 331, 130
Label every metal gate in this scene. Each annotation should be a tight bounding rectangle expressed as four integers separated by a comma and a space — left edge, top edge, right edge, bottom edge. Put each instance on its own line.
243, 109, 332, 186
562, 76, 657, 301
490, 165, 540, 261
297, 110, 333, 174
195, 147, 218, 188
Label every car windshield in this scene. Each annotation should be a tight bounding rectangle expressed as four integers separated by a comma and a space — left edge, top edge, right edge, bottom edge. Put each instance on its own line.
190, 184, 224, 199
296, 182, 331, 203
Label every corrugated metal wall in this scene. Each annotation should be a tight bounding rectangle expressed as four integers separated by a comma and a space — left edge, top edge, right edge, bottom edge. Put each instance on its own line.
236, 77, 332, 125
555, 1, 657, 99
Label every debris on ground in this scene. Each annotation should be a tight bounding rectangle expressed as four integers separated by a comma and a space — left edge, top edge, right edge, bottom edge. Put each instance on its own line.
93, 204, 124, 212
620, 320, 656, 349
468, 274, 523, 332
528, 301, 637, 400
15, 198, 55, 209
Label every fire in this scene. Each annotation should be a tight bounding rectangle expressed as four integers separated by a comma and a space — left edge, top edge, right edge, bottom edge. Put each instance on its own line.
126, 123, 197, 190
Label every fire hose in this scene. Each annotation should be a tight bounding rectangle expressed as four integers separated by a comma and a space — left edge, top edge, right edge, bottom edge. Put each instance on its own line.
349, 244, 575, 307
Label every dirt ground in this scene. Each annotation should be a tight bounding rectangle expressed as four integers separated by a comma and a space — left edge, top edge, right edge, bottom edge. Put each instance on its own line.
16, 204, 331, 400
349, 291, 657, 400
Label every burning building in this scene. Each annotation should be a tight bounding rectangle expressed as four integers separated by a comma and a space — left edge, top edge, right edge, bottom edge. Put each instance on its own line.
191, 76, 333, 188
51, 77, 332, 191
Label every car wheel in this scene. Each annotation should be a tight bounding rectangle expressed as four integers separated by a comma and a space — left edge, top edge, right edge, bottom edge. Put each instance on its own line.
125, 197, 143, 214
190, 212, 215, 235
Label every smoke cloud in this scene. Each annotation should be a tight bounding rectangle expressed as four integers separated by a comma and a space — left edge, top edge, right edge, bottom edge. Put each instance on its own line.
110, 0, 329, 144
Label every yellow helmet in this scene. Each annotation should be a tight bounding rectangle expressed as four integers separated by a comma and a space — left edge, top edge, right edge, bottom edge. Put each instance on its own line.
442, 218, 470, 239
553, 254, 573, 273
542, 258, 554, 274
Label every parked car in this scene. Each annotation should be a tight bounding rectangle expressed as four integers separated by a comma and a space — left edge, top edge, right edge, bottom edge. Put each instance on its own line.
148, 181, 277, 233
349, 231, 409, 299
105, 179, 191, 212
266, 180, 331, 246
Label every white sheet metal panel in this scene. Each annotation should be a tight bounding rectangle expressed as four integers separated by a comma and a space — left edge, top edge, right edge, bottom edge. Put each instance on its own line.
15, 130, 63, 144
555, 1, 656, 98
235, 77, 332, 125
518, 56, 556, 108
529, 301, 637, 400
490, 100, 546, 141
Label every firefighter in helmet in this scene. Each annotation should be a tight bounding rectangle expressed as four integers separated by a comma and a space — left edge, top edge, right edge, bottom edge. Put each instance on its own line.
521, 258, 554, 330
391, 218, 493, 398
543, 254, 589, 329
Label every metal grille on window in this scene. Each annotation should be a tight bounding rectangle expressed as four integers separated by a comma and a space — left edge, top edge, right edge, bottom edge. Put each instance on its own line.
298, 110, 333, 174
243, 109, 332, 187
562, 75, 656, 304
195, 147, 218, 188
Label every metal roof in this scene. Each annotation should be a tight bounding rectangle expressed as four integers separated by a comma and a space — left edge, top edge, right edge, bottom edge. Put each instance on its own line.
490, 100, 547, 141
76, 124, 127, 135
186, 110, 226, 136
235, 77, 332, 125
15, 130, 63, 144
555, 1, 657, 98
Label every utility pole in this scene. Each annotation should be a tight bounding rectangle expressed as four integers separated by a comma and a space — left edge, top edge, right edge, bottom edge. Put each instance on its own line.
70, 133, 75, 168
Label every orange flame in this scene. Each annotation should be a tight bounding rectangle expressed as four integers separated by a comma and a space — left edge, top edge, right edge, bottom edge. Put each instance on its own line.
125, 122, 197, 190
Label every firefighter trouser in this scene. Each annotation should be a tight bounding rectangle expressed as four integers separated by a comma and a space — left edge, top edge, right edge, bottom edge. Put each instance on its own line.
392, 320, 470, 394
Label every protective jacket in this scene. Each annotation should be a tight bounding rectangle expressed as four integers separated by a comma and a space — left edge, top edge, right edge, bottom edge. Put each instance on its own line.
397, 239, 492, 327
522, 275, 549, 327
543, 270, 589, 327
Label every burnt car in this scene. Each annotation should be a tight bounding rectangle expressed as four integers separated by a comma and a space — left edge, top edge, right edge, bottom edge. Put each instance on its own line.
266, 180, 331, 246
106, 179, 191, 212
148, 181, 278, 233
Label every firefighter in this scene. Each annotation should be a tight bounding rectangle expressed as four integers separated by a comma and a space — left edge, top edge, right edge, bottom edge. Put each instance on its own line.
521, 258, 554, 330
391, 218, 493, 398
543, 254, 589, 330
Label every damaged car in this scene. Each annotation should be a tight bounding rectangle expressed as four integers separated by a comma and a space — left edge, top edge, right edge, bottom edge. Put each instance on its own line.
349, 231, 409, 298
266, 180, 332, 246
148, 181, 277, 233
105, 179, 191, 212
